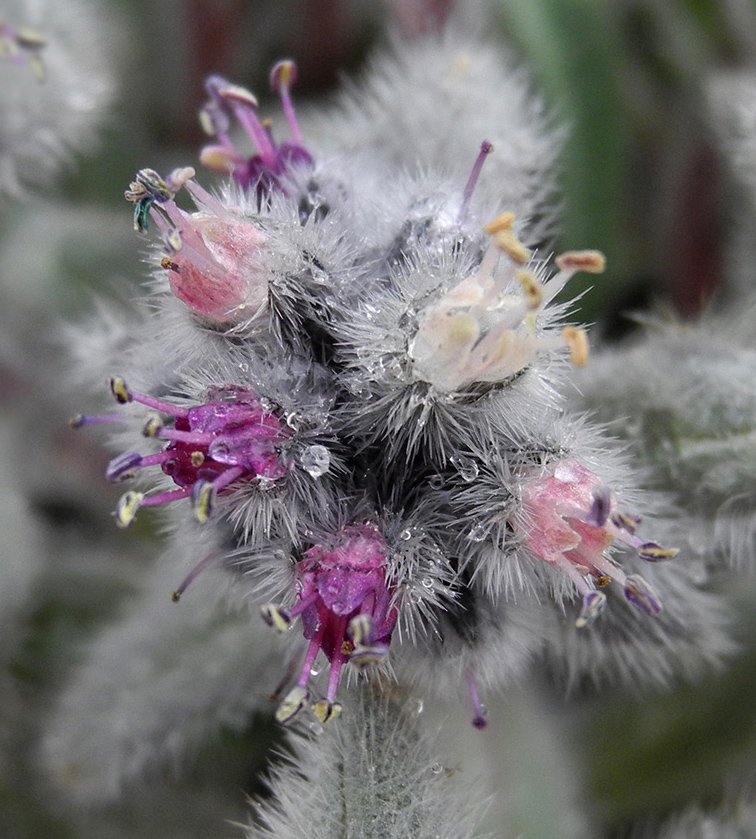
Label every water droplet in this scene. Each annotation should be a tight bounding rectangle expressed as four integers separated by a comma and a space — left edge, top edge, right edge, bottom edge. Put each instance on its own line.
428, 474, 444, 489
467, 523, 487, 542
272, 549, 286, 561
400, 528, 412, 541
408, 588, 422, 604
451, 455, 479, 482
286, 412, 304, 431
407, 696, 424, 715
238, 362, 250, 374
421, 577, 433, 589
431, 762, 443, 775
300, 444, 330, 478
308, 721, 324, 735
310, 660, 322, 676
310, 266, 329, 286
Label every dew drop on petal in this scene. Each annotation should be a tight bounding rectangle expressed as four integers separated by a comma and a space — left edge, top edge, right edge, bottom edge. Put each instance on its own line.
467, 523, 487, 542
431, 762, 444, 775
300, 444, 330, 477
400, 528, 412, 541
429, 474, 444, 489
407, 697, 424, 715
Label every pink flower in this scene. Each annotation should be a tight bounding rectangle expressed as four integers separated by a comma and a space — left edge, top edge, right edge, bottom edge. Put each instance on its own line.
262, 524, 398, 725
125, 167, 269, 324
519, 459, 677, 627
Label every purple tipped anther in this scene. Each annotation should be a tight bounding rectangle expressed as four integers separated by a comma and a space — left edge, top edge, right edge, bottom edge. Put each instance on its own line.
586, 485, 611, 527
624, 575, 662, 616
106, 451, 143, 483
458, 140, 493, 223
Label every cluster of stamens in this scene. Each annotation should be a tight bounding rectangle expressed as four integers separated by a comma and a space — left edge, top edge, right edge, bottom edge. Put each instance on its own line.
198, 60, 312, 198
410, 212, 601, 391
520, 459, 678, 627
71, 378, 289, 527
260, 524, 397, 725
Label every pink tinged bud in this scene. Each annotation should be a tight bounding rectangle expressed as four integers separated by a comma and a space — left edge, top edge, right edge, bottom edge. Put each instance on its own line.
166, 215, 269, 323
263, 524, 398, 724
519, 459, 677, 626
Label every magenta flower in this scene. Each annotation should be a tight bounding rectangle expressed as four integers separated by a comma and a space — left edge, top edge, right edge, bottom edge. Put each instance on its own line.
519, 459, 677, 627
262, 524, 398, 725
73, 379, 289, 526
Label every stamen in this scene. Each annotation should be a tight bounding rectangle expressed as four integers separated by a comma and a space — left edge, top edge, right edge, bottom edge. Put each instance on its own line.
494, 230, 531, 265
349, 644, 389, 668
105, 451, 143, 483
611, 512, 641, 534
270, 60, 304, 146
171, 551, 223, 602
563, 326, 589, 366
142, 413, 164, 437
468, 673, 488, 729
624, 575, 662, 616
275, 686, 309, 725
260, 604, 292, 631
586, 484, 611, 527
347, 614, 374, 646
555, 250, 606, 274
575, 590, 607, 628
114, 491, 144, 528
458, 140, 493, 223
637, 542, 679, 562
217, 83, 278, 167
483, 212, 516, 236
69, 413, 121, 428
516, 270, 543, 310
312, 700, 342, 724
109, 376, 132, 404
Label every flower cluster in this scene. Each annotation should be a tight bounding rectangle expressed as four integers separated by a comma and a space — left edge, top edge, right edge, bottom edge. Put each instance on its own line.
72, 34, 689, 729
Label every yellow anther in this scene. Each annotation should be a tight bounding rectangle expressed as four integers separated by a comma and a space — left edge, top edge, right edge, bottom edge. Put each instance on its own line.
563, 326, 589, 367
161, 257, 179, 271
516, 270, 544, 310
171, 590, 181, 603
597, 575, 612, 587
109, 376, 131, 404
261, 604, 292, 632
193, 482, 215, 524
555, 250, 606, 274
483, 212, 516, 236
190, 451, 205, 467
115, 491, 144, 529
494, 230, 531, 265
199, 145, 236, 175
68, 414, 84, 429
275, 686, 309, 725
312, 700, 343, 724
142, 413, 163, 437
347, 614, 373, 646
